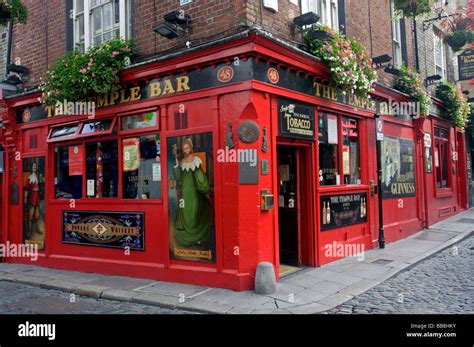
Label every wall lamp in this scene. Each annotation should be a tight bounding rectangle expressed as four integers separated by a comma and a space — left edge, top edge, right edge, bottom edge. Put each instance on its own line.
372, 54, 392, 68
293, 12, 320, 36
154, 11, 191, 40
425, 74, 442, 86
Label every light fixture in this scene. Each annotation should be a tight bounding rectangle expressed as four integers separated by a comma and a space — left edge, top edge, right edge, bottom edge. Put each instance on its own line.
2, 74, 22, 85
293, 12, 320, 27
425, 74, 442, 86
154, 22, 181, 39
155, 11, 191, 40
372, 54, 392, 67
7, 63, 30, 74
384, 65, 403, 76
307, 28, 333, 41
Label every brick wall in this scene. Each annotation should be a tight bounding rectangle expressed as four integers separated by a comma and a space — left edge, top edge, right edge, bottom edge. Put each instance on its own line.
0, 25, 8, 79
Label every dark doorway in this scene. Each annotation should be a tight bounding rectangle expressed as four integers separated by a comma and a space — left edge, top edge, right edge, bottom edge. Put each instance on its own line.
277, 146, 300, 267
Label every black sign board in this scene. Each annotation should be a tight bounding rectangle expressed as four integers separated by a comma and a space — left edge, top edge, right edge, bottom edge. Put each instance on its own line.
0, 151, 3, 173
62, 211, 145, 250
278, 98, 315, 139
381, 136, 416, 198
458, 49, 474, 81
320, 192, 368, 231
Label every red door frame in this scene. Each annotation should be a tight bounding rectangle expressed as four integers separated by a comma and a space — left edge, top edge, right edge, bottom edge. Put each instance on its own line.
275, 139, 315, 267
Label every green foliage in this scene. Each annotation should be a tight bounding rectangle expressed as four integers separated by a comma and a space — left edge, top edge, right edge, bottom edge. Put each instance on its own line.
393, 0, 433, 18
40, 39, 134, 106
0, 0, 28, 25
305, 25, 378, 100
436, 82, 470, 130
394, 65, 432, 117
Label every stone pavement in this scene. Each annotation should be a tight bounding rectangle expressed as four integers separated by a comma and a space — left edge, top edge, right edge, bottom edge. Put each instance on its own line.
0, 209, 472, 314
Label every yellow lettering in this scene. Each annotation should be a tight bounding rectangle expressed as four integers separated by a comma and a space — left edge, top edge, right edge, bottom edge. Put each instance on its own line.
149, 82, 162, 97
110, 91, 120, 105
45, 106, 54, 118
129, 86, 141, 101
313, 82, 322, 97
96, 94, 109, 108
120, 89, 130, 104
176, 76, 190, 92
162, 80, 175, 95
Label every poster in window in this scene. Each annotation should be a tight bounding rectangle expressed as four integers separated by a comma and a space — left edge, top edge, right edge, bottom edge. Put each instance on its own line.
68, 145, 83, 176
342, 146, 350, 175
123, 138, 140, 172
327, 115, 338, 144
381, 136, 416, 198
22, 157, 46, 250
167, 133, 215, 262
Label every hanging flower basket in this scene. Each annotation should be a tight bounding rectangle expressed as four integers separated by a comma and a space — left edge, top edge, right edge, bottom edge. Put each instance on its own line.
39, 38, 134, 106
444, 30, 468, 51
394, 65, 432, 118
304, 25, 377, 100
393, 0, 433, 18
435, 82, 470, 130
0, 0, 28, 26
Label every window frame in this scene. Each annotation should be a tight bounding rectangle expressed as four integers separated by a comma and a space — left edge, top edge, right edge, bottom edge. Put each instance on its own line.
391, 0, 402, 68
49, 108, 162, 203
76, 117, 117, 138
433, 125, 453, 195
74, 0, 131, 51
301, 0, 339, 31
318, 111, 363, 188
434, 34, 446, 81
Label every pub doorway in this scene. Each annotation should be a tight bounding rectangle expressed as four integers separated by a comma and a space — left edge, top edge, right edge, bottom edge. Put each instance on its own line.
277, 144, 314, 275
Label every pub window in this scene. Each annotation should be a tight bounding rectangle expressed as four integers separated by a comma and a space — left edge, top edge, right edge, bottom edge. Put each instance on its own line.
301, 0, 339, 31
122, 134, 162, 199
48, 124, 79, 142
54, 145, 83, 199
391, 0, 402, 68
434, 127, 450, 189
341, 117, 360, 184
434, 34, 446, 81
121, 111, 158, 131
85, 140, 119, 198
80, 118, 115, 135
318, 113, 361, 186
74, 0, 131, 51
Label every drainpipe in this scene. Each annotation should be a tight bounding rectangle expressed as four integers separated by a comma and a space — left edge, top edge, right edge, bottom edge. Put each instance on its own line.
413, 18, 420, 72
5, 19, 13, 79
375, 113, 385, 249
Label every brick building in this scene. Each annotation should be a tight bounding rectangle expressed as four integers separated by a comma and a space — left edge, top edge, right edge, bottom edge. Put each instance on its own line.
0, 1, 469, 290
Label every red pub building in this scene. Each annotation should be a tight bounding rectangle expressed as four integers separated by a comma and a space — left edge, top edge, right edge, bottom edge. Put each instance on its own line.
0, 1, 468, 291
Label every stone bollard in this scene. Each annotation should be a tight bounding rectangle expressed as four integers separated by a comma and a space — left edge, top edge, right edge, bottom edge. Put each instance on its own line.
255, 262, 277, 294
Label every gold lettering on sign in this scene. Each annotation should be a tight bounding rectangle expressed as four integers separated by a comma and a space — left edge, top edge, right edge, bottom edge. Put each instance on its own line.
150, 82, 162, 97
120, 89, 130, 104
176, 76, 190, 92
129, 86, 141, 101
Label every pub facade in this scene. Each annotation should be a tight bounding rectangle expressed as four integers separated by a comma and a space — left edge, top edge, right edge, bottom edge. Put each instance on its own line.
0, 29, 468, 291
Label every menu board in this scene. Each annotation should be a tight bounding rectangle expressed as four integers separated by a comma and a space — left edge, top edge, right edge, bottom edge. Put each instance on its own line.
320, 192, 367, 231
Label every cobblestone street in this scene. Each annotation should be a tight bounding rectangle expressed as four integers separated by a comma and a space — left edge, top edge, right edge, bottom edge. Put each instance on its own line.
0, 281, 192, 314
327, 237, 474, 314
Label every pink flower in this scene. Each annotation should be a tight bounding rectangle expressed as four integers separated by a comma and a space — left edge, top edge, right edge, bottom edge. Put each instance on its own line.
112, 51, 119, 56
79, 68, 87, 73
92, 73, 96, 78
347, 70, 353, 75
327, 45, 333, 52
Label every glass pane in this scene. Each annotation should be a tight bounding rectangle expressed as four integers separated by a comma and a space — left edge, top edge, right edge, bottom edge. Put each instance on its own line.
342, 117, 360, 184
441, 143, 447, 187
123, 135, 162, 199
52, 126, 78, 138
93, 8, 102, 35
121, 112, 158, 131
115, 0, 120, 24
94, 35, 102, 45
81, 119, 113, 134
76, 0, 84, 12
55, 146, 83, 199
78, 14, 84, 36
104, 30, 112, 41
86, 140, 118, 198
319, 113, 339, 185
103, 2, 113, 29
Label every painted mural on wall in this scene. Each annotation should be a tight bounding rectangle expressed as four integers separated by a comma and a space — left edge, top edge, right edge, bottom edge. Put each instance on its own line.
167, 133, 215, 262
381, 136, 416, 198
62, 211, 144, 250
23, 157, 45, 250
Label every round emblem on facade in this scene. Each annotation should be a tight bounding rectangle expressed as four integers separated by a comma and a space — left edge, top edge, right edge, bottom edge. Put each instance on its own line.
267, 67, 279, 84
238, 120, 260, 143
22, 110, 31, 123
73, 146, 79, 154
217, 66, 234, 83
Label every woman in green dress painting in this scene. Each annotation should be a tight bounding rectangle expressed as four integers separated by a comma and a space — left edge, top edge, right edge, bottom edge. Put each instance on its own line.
173, 138, 211, 247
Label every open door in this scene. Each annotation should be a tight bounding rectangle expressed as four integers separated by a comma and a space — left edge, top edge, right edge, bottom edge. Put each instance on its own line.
277, 144, 313, 275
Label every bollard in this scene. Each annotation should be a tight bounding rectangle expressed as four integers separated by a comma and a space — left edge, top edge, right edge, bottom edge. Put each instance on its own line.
255, 262, 277, 294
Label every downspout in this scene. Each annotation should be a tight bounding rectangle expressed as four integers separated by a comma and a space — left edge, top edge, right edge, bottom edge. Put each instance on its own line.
375, 113, 385, 249
5, 19, 13, 78
413, 18, 420, 71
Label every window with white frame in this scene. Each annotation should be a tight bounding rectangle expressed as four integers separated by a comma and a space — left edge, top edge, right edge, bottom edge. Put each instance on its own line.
301, 0, 339, 31
74, 0, 131, 51
391, 1, 402, 67
434, 34, 446, 80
